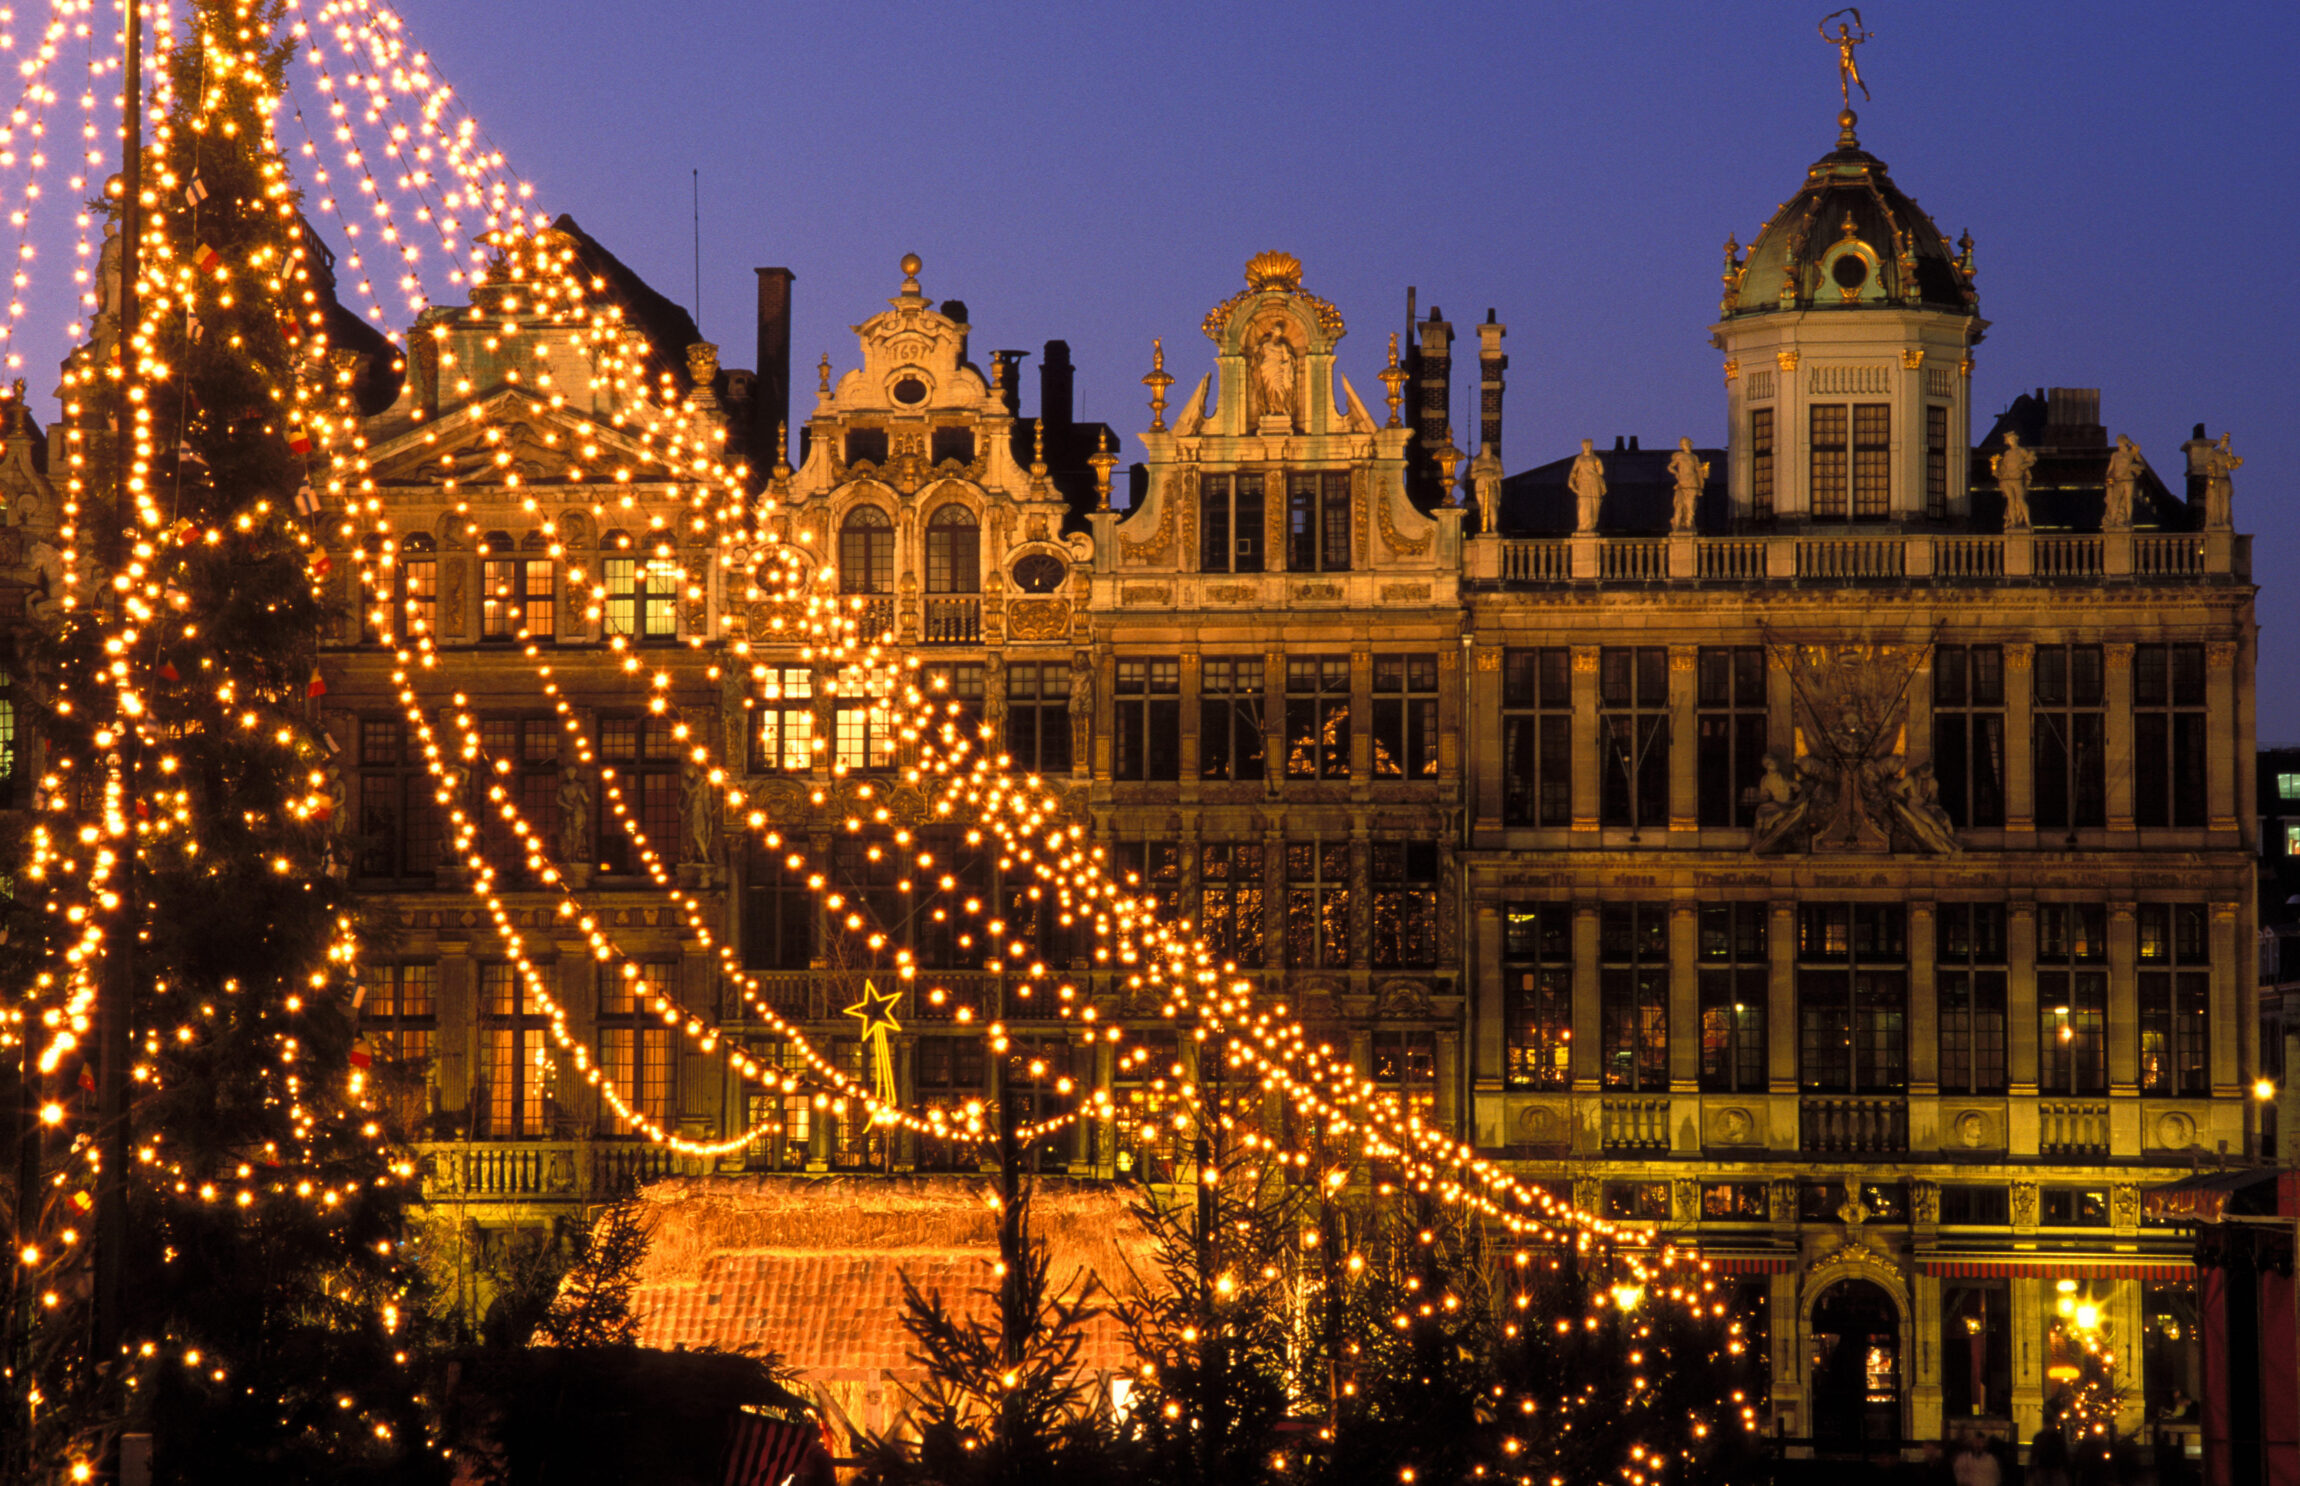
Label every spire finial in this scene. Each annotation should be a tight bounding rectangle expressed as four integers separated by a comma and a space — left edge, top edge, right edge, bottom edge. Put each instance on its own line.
817, 353, 831, 396
1379, 332, 1407, 429
773, 420, 791, 479
1088, 427, 1117, 511
1030, 417, 1047, 479
1142, 338, 1173, 432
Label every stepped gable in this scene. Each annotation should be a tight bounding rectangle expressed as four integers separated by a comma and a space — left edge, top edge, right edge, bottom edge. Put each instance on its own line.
628, 1175, 1150, 1441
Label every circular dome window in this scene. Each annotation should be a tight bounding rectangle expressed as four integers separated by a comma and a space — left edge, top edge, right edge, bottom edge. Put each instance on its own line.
1012, 553, 1067, 593
1830, 253, 1869, 292
891, 376, 928, 405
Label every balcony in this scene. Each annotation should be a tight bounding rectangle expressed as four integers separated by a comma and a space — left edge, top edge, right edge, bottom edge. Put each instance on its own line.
921, 596, 981, 644
418, 1140, 710, 1203
1473, 529, 2248, 589
1800, 1095, 1909, 1154
2039, 1100, 2110, 1160
1601, 1095, 1671, 1152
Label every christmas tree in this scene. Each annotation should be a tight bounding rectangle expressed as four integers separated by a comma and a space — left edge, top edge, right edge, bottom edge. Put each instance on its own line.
2, 1, 435, 1478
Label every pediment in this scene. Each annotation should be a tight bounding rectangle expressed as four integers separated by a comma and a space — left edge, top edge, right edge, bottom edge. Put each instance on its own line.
365, 390, 668, 491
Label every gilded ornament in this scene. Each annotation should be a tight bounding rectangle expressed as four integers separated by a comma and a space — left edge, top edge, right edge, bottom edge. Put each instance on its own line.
1375, 484, 1431, 557
1776, 350, 1801, 372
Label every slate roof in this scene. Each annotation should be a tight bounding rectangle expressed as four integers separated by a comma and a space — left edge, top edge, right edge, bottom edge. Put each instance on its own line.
1972, 391, 2194, 534
1497, 439, 1727, 536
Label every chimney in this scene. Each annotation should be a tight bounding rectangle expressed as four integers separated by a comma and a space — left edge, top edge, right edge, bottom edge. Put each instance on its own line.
1039, 340, 1074, 432
1415, 307, 1452, 457
753, 266, 795, 474
2043, 387, 2103, 448
1475, 310, 1506, 461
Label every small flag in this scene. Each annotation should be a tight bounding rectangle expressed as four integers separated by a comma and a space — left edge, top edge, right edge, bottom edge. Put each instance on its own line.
287, 425, 312, 456
193, 242, 223, 274
159, 660, 179, 682
78, 1064, 95, 1094
310, 551, 333, 579
348, 1038, 373, 1072
187, 314, 204, 344
68, 1189, 94, 1217
177, 438, 207, 469
306, 667, 327, 699
185, 173, 208, 208
294, 480, 320, 517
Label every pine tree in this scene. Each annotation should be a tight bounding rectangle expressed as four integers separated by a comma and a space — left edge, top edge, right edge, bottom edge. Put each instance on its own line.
537, 1199, 650, 1350
1, 1, 435, 1477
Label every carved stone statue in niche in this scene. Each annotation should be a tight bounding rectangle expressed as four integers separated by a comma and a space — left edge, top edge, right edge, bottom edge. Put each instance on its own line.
681, 761, 716, 864
1068, 653, 1094, 767
557, 764, 592, 863
1247, 319, 1299, 430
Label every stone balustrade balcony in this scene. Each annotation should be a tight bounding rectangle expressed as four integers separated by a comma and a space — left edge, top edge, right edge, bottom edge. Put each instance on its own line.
1470, 530, 2242, 588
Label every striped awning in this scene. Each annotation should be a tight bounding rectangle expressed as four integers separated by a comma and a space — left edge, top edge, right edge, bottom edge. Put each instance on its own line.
1920, 1258, 2193, 1281
1701, 1254, 1796, 1276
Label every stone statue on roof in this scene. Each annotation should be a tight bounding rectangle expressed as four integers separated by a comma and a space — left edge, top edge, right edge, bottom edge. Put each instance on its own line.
1568, 438, 1606, 533
1820, 9, 1873, 106
2103, 434, 2144, 531
1991, 431, 2035, 532
2193, 431, 2241, 531
1669, 438, 1708, 533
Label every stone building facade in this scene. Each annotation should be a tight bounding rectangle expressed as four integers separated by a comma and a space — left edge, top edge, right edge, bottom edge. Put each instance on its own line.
270, 115, 2262, 1455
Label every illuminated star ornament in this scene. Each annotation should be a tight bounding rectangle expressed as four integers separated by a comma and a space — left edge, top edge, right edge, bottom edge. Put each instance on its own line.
842, 979, 902, 1106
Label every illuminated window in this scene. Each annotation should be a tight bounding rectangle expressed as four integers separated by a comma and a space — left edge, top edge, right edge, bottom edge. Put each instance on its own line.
1284, 656, 1351, 780
355, 716, 437, 879
480, 530, 556, 641
1371, 654, 1439, 779
359, 962, 435, 1136
598, 961, 676, 1133
1797, 904, 1906, 1092
2037, 904, 2108, 1096
1699, 904, 1768, 1092
1371, 840, 1438, 968
1199, 842, 1265, 969
1200, 657, 1267, 782
751, 667, 815, 773
597, 713, 680, 871
2138, 904, 2210, 1097
1284, 839, 1352, 968
601, 529, 677, 640
1937, 904, 2008, 1095
1503, 904, 1573, 1090
476, 716, 559, 884
480, 963, 551, 1139
838, 504, 893, 593
1600, 904, 1669, 1092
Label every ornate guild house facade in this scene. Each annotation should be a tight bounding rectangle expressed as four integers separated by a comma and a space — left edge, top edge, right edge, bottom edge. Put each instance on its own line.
190, 98, 2260, 1456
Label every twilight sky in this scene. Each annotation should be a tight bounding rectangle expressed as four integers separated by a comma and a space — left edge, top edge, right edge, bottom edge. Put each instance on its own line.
51, 2, 2300, 730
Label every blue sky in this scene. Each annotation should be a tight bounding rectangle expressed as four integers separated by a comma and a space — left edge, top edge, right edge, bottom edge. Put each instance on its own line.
59, 2, 2300, 730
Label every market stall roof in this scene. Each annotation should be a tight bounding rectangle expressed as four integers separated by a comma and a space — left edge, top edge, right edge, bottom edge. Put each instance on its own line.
2143, 1166, 2287, 1224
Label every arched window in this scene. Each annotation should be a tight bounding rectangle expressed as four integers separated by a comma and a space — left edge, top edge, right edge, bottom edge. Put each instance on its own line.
839, 505, 893, 594
924, 504, 979, 595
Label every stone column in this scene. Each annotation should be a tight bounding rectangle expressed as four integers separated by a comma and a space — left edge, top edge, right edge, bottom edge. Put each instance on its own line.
2010, 1275, 2045, 1441
1571, 646, 1601, 834
1908, 901, 1939, 1093
2206, 642, 2239, 832
2211, 900, 2241, 1094
2004, 643, 2035, 836
1470, 644, 1505, 835
2008, 904, 2039, 1157
1473, 903, 1505, 1093
1435, 1028, 1461, 1135
1769, 900, 1797, 1153
1912, 1270, 1946, 1446
1669, 646, 1698, 837
2108, 902, 2140, 1116
1669, 900, 1699, 1092
1177, 648, 1201, 783
1571, 904, 1601, 1090
1906, 650, 1935, 772
1350, 648, 1373, 782
2104, 643, 2136, 831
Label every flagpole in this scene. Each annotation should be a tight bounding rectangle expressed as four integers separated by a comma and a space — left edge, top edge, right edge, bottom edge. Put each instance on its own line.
90, 0, 142, 1444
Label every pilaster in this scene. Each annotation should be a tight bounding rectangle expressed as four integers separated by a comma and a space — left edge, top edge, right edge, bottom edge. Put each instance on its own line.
1571, 647, 1600, 834
2004, 643, 2035, 836
1571, 904, 1601, 1091
1668, 646, 1698, 836
2104, 643, 2135, 831
1669, 900, 1699, 1092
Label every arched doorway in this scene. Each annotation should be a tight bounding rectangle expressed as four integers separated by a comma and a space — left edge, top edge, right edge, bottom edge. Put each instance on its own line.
1811, 1278, 1901, 1446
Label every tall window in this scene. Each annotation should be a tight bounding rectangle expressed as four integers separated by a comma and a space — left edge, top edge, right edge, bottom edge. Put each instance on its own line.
1809, 403, 1889, 520
1200, 657, 1267, 782
752, 666, 815, 773
1933, 645, 2006, 828
1749, 407, 1775, 522
832, 835, 904, 948
1004, 662, 1072, 775
1284, 839, 1351, 968
2034, 645, 2106, 831
924, 504, 980, 593
2139, 904, 2210, 1097
1698, 904, 1767, 1093
356, 716, 437, 879
923, 662, 985, 744
598, 962, 676, 1131
1371, 1031, 1435, 1116
1600, 904, 1669, 1092
398, 533, 438, 640
1797, 904, 1906, 1092
1111, 840, 1182, 915
915, 1034, 986, 1106
1284, 656, 1351, 780
1937, 904, 2008, 1095
1286, 470, 1351, 572
358, 962, 435, 1134
1503, 904, 1573, 1090
598, 713, 680, 872
1199, 472, 1265, 573
1696, 647, 1766, 828
2037, 904, 2108, 1096
1503, 648, 1571, 827
1599, 647, 1668, 831
481, 531, 556, 642
477, 716, 560, 883
1199, 842, 1265, 969
743, 844, 813, 971
2134, 644, 2207, 829
1113, 658, 1180, 781
838, 505, 894, 593
480, 963, 551, 1138
1924, 405, 1950, 521
601, 532, 678, 642
1371, 841, 1438, 968
1371, 654, 1439, 779
831, 667, 896, 774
